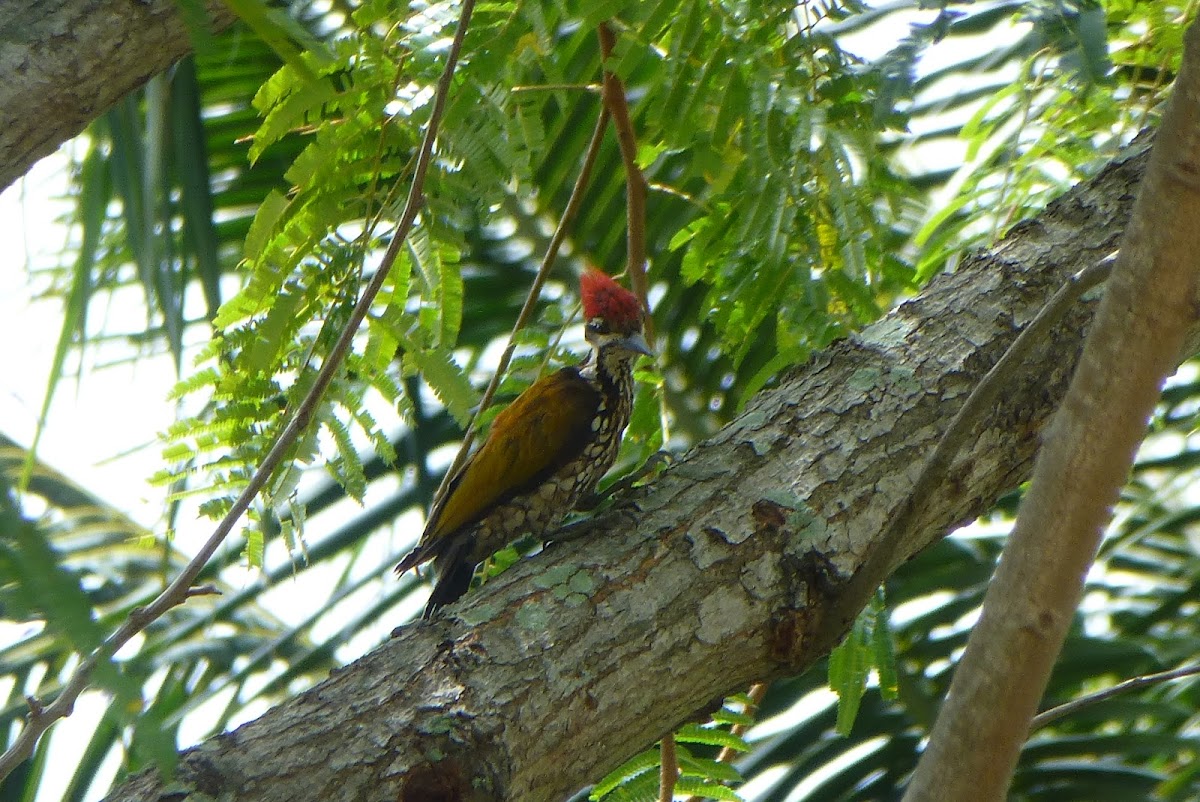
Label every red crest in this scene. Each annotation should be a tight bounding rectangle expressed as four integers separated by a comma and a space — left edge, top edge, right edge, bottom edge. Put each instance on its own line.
580, 269, 642, 331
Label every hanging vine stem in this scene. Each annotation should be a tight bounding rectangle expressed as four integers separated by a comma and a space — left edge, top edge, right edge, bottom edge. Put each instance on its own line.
0, 0, 477, 784
596, 20, 673, 457
425, 102, 613, 519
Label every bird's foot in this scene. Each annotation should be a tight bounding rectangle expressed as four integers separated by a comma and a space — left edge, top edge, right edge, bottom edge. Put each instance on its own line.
575, 450, 673, 511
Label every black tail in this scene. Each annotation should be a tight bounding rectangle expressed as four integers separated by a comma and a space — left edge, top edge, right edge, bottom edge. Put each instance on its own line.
422, 537, 477, 619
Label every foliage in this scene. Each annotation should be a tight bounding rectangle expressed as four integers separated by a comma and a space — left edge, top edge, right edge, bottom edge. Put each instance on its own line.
828, 588, 897, 736
3, 0, 1198, 800
591, 711, 752, 802
0, 435, 310, 799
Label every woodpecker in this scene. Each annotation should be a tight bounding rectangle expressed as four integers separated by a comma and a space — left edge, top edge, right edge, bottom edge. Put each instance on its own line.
396, 269, 651, 618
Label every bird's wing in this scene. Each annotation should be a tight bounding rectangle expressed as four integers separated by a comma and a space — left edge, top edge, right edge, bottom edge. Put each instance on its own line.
423, 366, 600, 542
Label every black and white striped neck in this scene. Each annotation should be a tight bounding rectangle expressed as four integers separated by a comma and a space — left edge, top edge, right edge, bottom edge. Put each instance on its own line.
585, 343, 638, 403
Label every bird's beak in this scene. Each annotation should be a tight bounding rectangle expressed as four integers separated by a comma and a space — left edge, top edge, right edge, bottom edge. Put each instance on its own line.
620, 331, 653, 357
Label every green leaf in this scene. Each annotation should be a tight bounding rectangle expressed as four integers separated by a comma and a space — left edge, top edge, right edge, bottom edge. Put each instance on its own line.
871, 590, 899, 701
220, 0, 330, 81
245, 289, 306, 374
406, 346, 479, 428
677, 753, 743, 784
675, 723, 750, 752
247, 526, 265, 568
251, 75, 338, 164
19, 144, 109, 491
673, 778, 743, 801
170, 56, 223, 318
590, 748, 660, 799
829, 599, 874, 736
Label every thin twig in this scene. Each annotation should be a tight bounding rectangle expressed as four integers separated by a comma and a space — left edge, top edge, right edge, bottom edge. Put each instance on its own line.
597, 23, 653, 343
0, 0, 477, 783
1030, 663, 1200, 731
427, 104, 612, 516
659, 733, 678, 802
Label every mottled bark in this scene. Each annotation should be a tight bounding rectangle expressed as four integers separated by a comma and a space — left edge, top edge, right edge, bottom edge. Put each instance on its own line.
0, 0, 234, 192
103, 139, 1167, 802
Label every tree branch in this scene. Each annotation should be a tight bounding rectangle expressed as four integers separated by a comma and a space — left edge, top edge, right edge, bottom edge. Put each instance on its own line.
0, 0, 236, 192
905, 20, 1200, 802
1030, 663, 1200, 731
101, 135, 1167, 802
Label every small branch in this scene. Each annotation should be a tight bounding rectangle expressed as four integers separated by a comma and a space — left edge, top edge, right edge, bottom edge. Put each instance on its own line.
659, 733, 678, 802
597, 23, 653, 340
1030, 663, 1200, 731
427, 103, 612, 514
0, 582, 207, 780
0, 0, 478, 784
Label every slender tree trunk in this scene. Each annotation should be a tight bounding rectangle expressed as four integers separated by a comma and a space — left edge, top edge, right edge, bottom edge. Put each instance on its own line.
904, 20, 1200, 801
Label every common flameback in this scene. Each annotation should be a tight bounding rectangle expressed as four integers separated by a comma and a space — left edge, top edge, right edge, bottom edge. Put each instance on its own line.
395, 269, 651, 618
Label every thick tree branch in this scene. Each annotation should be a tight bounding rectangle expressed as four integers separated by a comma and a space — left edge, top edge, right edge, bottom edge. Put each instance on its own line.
102, 137, 1171, 802
0, 0, 235, 192
905, 20, 1200, 801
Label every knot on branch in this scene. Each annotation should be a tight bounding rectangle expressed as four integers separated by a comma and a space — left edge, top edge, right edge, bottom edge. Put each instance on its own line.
400, 760, 477, 802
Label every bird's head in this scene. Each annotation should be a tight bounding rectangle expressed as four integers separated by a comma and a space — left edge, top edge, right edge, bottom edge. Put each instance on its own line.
580, 269, 652, 358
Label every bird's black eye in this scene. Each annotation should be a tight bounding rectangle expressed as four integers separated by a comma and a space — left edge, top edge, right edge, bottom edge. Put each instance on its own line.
585, 320, 607, 337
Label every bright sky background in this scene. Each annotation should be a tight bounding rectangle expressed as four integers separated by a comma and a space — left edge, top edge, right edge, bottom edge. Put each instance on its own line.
0, 148, 180, 531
